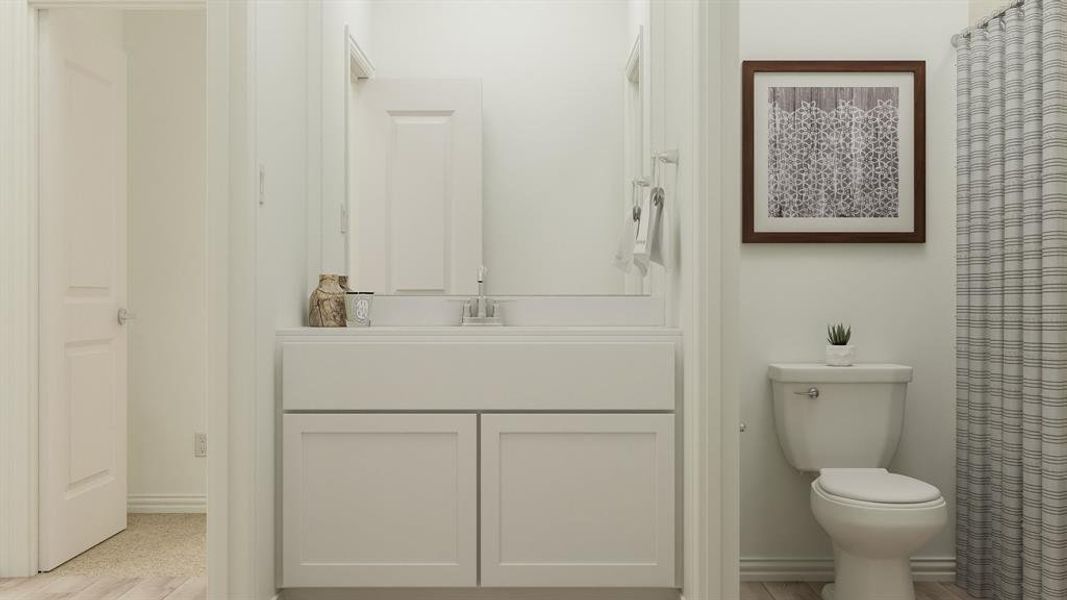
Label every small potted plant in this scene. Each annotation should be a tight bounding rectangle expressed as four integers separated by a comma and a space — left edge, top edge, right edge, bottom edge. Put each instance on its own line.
825, 322, 854, 366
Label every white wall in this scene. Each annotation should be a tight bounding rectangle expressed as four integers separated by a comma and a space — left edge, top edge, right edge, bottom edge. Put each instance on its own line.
125, 10, 207, 510
738, 0, 965, 570
652, 0, 694, 329
257, 0, 310, 592
970, 0, 1003, 22
361, 0, 629, 295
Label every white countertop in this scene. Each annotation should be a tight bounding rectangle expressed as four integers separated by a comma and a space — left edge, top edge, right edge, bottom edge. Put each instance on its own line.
277, 326, 683, 338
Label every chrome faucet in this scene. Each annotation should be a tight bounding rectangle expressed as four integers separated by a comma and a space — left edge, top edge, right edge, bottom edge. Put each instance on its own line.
462, 266, 503, 326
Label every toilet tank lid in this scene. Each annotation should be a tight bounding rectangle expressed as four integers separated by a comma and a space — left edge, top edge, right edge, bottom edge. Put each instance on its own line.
768, 363, 913, 383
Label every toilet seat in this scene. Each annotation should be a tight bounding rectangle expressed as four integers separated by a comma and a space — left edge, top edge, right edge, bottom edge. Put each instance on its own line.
816, 468, 942, 506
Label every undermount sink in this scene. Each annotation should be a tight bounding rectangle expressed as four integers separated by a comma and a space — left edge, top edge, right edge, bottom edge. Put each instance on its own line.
341, 294, 666, 327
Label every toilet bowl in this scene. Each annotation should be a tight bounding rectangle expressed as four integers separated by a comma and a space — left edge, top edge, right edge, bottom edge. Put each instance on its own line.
810, 468, 947, 600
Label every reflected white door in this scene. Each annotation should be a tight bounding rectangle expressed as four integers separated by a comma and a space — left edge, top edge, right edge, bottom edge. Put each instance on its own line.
350, 79, 482, 295
38, 9, 128, 571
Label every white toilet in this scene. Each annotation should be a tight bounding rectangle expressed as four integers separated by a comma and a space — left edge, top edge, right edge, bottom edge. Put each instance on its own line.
769, 363, 946, 600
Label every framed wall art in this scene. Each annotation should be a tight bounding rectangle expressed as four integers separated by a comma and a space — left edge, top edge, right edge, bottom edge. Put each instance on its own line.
742, 60, 926, 243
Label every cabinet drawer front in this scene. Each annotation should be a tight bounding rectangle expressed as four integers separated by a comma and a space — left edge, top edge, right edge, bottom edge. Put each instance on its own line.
282, 414, 477, 587
281, 339, 676, 411
480, 414, 676, 587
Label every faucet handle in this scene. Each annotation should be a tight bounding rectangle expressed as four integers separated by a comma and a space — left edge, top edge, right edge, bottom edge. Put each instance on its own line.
460, 297, 505, 326
485, 298, 514, 318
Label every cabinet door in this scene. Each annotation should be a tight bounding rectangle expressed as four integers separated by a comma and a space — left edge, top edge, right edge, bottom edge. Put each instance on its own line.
282, 414, 477, 587
480, 414, 675, 587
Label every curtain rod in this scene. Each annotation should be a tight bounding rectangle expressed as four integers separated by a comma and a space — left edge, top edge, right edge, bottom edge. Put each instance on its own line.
951, 0, 1026, 47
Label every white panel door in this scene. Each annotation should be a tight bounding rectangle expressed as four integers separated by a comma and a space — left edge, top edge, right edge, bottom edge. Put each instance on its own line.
481, 414, 676, 587
350, 79, 482, 294
282, 414, 478, 587
38, 9, 128, 571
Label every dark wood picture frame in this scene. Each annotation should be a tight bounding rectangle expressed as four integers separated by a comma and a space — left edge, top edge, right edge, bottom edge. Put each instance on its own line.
742, 60, 926, 243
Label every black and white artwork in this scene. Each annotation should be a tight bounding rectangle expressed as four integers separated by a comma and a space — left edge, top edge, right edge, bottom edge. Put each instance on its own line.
766, 87, 900, 219
742, 61, 925, 243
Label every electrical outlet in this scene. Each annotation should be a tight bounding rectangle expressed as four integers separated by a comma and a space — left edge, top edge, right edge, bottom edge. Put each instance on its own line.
194, 432, 207, 458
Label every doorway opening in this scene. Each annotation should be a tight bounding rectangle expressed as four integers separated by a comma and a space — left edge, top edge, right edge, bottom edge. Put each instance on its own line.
31, 6, 208, 598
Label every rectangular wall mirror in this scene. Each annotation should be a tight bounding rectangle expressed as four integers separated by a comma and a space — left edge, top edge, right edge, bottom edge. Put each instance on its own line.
325, 0, 659, 296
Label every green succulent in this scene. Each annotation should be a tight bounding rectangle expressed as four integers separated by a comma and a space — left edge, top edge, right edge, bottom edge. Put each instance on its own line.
826, 323, 852, 346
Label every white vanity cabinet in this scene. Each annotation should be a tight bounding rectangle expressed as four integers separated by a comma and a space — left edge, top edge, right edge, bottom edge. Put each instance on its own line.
279, 328, 680, 591
480, 414, 675, 587
282, 414, 478, 587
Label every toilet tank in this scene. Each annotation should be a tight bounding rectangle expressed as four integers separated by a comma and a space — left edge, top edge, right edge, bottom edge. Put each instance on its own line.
768, 363, 913, 472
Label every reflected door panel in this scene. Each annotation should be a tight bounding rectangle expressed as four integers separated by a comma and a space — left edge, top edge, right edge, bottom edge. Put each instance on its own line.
350, 79, 483, 295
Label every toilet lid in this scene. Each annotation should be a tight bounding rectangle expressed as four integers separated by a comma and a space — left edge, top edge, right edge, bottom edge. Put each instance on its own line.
818, 468, 942, 504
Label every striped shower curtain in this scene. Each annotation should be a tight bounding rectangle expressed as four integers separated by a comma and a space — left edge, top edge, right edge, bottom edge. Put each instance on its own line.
956, 0, 1067, 598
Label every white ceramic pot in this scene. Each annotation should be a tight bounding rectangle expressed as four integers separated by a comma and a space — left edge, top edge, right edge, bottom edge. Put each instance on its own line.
825, 344, 855, 367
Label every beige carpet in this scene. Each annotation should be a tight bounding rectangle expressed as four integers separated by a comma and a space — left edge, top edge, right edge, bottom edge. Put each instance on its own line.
45, 513, 205, 578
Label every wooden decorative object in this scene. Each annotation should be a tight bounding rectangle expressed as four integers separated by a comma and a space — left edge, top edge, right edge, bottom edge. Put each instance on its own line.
309, 274, 347, 327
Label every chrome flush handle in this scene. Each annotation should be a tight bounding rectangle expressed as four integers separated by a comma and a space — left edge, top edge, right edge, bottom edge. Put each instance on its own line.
793, 386, 819, 399
117, 307, 137, 325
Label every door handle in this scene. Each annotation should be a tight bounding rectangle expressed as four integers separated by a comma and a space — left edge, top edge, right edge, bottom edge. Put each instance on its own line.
793, 386, 819, 399
117, 308, 137, 325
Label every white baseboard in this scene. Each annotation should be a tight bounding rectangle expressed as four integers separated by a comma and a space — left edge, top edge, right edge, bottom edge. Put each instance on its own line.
280, 590, 679, 600
740, 556, 956, 583
127, 493, 207, 513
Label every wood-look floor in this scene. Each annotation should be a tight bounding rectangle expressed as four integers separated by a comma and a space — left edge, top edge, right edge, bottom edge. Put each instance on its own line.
742, 581, 983, 600
3, 578, 982, 600
0, 576, 205, 600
